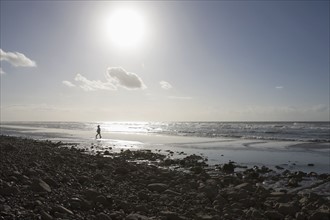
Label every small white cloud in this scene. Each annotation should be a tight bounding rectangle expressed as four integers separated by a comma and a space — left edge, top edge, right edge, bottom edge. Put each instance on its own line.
0, 49, 36, 67
62, 80, 76, 88
106, 67, 146, 90
160, 81, 173, 90
74, 73, 116, 91
276, 86, 284, 89
0, 67, 5, 75
66, 67, 146, 92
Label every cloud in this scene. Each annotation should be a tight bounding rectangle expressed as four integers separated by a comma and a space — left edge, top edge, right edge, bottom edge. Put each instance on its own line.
160, 81, 173, 90
74, 73, 116, 91
62, 80, 76, 88
275, 86, 284, 89
0, 67, 5, 75
106, 67, 146, 90
65, 67, 146, 92
0, 49, 36, 67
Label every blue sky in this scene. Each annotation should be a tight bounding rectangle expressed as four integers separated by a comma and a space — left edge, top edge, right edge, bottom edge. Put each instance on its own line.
1, 1, 329, 121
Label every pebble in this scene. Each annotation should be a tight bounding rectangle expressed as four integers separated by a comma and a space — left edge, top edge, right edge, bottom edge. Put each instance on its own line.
147, 183, 169, 193
0, 136, 329, 220
31, 178, 51, 193
97, 212, 112, 220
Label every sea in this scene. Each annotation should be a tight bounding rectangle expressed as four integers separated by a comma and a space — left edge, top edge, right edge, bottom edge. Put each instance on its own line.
1, 121, 329, 173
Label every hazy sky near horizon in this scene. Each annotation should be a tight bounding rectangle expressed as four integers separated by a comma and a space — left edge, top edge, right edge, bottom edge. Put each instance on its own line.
1, 1, 329, 121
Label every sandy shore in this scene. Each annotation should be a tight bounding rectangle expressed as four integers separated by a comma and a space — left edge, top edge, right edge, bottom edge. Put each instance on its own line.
0, 135, 329, 220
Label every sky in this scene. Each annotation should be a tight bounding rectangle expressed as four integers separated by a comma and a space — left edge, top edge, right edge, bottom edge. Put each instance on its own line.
0, 0, 329, 122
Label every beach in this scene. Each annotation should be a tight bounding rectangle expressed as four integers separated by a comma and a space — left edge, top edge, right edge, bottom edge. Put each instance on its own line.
0, 135, 329, 219
1, 121, 329, 174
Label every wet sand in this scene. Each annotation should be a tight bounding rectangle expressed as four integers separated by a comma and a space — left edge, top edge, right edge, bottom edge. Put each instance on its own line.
0, 135, 329, 219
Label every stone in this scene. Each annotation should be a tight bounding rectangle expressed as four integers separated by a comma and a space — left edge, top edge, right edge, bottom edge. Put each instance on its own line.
222, 162, 235, 173
53, 204, 73, 215
43, 177, 58, 187
287, 178, 300, 187
163, 189, 181, 196
80, 199, 92, 211
295, 212, 306, 220
0, 186, 19, 196
69, 197, 82, 210
31, 178, 51, 193
264, 211, 284, 220
159, 211, 183, 220
234, 183, 254, 192
277, 203, 298, 216
84, 188, 100, 201
97, 212, 112, 220
213, 194, 227, 206
93, 173, 105, 181
40, 210, 54, 220
115, 167, 129, 175
245, 208, 264, 219
95, 195, 110, 207
126, 213, 150, 220
104, 150, 111, 155
309, 211, 330, 220
77, 176, 89, 184
147, 183, 169, 193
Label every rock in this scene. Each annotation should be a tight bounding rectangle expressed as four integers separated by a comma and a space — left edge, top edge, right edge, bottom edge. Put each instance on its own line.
264, 211, 284, 220
104, 150, 111, 155
94, 173, 105, 181
213, 194, 227, 206
137, 190, 150, 200
309, 211, 330, 220
268, 192, 291, 202
196, 214, 214, 220
97, 212, 112, 220
77, 176, 89, 184
295, 212, 306, 220
115, 167, 129, 175
31, 178, 51, 193
80, 198, 92, 211
234, 182, 254, 192
307, 163, 314, 166
95, 195, 110, 207
163, 189, 181, 196
126, 213, 150, 220
199, 184, 218, 201
69, 197, 82, 210
275, 165, 284, 170
287, 178, 300, 187
159, 211, 183, 220
43, 177, 58, 187
222, 162, 235, 173
40, 210, 54, 220
245, 208, 264, 219
84, 188, 100, 201
109, 211, 125, 220
0, 185, 19, 196
277, 203, 298, 216
147, 183, 169, 193
53, 204, 73, 215
1, 204, 11, 212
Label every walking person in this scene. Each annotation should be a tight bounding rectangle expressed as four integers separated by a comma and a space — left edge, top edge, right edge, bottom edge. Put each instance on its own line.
96, 125, 102, 139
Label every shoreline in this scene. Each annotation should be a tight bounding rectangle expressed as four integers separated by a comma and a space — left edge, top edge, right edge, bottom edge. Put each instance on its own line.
1, 124, 330, 174
1, 135, 329, 219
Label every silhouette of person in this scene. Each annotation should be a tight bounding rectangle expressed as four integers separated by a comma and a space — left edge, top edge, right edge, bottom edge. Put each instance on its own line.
96, 125, 102, 139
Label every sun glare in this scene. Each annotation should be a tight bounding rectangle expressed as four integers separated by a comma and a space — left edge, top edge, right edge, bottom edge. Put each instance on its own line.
106, 8, 146, 49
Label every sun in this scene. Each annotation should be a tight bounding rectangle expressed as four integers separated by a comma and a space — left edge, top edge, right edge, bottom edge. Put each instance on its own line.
106, 8, 146, 49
